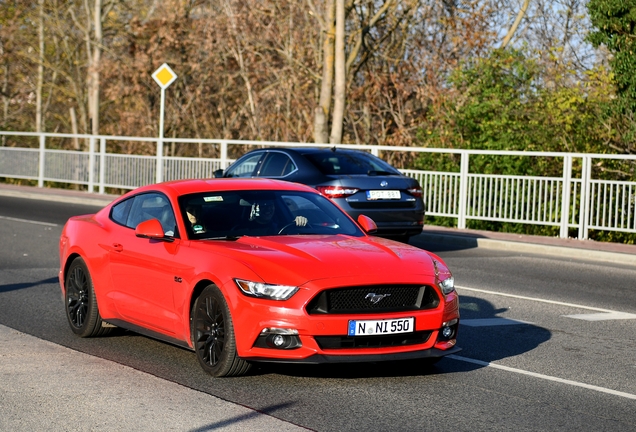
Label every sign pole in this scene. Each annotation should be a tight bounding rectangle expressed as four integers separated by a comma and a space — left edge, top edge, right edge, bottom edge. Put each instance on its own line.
151, 63, 177, 184
157, 87, 165, 184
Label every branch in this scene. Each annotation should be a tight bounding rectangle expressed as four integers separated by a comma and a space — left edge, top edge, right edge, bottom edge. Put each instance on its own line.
345, 0, 394, 74
305, 0, 326, 30
501, 0, 530, 49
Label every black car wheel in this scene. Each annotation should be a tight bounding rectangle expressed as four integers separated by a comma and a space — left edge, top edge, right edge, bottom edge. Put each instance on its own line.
65, 257, 113, 337
192, 284, 251, 377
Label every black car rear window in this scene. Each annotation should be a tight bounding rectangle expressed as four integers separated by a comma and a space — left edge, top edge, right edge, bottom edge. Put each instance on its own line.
304, 152, 400, 175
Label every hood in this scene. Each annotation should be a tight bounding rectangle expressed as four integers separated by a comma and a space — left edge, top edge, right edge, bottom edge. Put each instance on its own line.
194, 235, 437, 287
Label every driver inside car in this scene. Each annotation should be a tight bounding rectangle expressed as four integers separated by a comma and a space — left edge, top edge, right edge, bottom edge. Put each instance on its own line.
240, 199, 307, 235
186, 205, 206, 234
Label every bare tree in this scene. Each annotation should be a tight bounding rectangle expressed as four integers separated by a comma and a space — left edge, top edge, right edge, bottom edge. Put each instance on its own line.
311, 0, 424, 144
36, 0, 45, 132
330, 0, 345, 143
310, 0, 335, 143
88, 0, 103, 136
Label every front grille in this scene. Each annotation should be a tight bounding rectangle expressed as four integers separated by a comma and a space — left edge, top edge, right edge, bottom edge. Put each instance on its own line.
315, 331, 432, 349
306, 285, 439, 315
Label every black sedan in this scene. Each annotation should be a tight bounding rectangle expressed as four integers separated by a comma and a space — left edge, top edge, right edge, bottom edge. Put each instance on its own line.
215, 147, 425, 241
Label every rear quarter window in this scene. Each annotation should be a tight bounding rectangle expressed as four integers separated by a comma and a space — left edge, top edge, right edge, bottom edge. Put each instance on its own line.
110, 198, 133, 226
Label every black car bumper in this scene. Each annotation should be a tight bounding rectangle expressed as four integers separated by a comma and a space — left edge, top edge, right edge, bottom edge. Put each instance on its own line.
243, 345, 461, 364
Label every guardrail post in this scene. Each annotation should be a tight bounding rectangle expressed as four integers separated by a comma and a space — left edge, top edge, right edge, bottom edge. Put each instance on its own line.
560, 155, 572, 238
457, 151, 469, 229
156, 139, 164, 184
578, 156, 591, 240
37, 133, 45, 187
88, 136, 96, 192
99, 137, 106, 194
220, 141, 228, 169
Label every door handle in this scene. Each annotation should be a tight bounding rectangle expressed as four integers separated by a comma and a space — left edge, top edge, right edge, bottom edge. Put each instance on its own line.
99, 243, 123, 253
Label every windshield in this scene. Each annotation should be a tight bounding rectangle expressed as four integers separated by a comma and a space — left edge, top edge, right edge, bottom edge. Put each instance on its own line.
179, 190, 364, 240
304, 151, 400, 175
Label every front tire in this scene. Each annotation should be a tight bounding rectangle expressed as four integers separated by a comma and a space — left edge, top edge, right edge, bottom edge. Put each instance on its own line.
65, 257, 113, 337
192, 284, 251, 377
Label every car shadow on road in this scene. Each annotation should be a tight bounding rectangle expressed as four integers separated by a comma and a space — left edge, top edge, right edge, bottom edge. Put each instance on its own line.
408, 236, 482, 253
257, 295, 551, 379
0, 276, 58, 293
453, 295, 552, 362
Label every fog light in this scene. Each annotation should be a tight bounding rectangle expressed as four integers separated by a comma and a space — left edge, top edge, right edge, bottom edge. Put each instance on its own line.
437, 319, 458, 342
272, 334, 286, 347
254, 328, 302, 350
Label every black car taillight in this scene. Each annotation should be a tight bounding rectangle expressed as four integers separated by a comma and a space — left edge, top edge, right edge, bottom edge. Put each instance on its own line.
316, 186, 360, 199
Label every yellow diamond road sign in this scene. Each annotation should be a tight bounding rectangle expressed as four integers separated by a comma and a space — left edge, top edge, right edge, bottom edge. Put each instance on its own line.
152, 63, 177, 89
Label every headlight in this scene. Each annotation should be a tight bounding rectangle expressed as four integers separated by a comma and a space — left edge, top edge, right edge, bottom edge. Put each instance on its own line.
235, 279, 298, 301
438, 276, 455, 295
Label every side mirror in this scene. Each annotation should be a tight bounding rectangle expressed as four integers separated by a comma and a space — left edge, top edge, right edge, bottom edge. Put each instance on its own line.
135, 219, 173, 242
357, 215, 377, 234
213, 168, 225, 178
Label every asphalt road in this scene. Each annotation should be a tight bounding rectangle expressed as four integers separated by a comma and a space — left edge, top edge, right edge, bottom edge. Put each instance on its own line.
1, 195, 635, 431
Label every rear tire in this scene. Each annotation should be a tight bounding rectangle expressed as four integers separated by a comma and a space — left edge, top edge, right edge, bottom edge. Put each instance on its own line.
192, 284, 251, 377
65, 257, 113, 337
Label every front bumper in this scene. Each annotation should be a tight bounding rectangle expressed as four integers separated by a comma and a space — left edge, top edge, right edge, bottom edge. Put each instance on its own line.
243, 345, 461, 364
226, 279, 460, 364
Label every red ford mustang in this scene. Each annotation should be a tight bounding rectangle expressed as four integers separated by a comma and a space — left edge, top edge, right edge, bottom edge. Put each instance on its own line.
59, 178, 460, 377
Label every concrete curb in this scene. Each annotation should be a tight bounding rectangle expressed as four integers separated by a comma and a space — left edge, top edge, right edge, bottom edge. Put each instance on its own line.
0, 187, 117, 207
0, 324, 305, 431
413, 232, 636, 266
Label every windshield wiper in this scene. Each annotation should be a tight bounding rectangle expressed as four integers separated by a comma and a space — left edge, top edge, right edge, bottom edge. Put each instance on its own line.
203, 235, 243, 241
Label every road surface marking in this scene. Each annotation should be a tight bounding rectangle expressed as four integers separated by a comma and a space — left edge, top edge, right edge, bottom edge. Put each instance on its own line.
448, 354, 636, 400
456, 285, 636, 320
563, 311, 636, 321
0, 215, 58, 227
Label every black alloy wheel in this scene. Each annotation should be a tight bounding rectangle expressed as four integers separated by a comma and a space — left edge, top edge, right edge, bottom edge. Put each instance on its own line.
65, 257, 113, 337
192, 284, 251, 377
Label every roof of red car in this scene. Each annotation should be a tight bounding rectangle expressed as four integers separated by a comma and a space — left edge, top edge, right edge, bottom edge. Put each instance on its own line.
125, 178, 316, 198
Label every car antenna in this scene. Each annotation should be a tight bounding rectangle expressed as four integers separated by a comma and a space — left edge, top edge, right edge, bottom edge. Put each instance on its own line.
331, 146, 337, 152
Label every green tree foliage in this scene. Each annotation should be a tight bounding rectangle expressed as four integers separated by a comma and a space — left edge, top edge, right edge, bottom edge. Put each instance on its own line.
587, 0, 636, 154
416, 48, 612, 174
588, 0, 636, 113
413, 47, 634, 239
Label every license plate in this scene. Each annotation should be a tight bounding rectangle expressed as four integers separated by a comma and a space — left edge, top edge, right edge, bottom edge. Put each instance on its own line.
367, 190, 401, 200
348, 317, 414, 336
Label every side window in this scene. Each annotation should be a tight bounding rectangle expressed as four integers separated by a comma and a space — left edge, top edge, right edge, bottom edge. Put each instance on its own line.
125, 193, 178, 237
224, 153, 263, 178
259, 152, 296, 177
110, 198, 133, 226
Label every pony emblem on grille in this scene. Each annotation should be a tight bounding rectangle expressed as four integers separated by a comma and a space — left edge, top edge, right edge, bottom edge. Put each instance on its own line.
365, 293, 391, 304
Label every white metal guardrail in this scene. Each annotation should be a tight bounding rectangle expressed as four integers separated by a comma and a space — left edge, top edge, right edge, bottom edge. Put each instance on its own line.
1, 131, 635, 240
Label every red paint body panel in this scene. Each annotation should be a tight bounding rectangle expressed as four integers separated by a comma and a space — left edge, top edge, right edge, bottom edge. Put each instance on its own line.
59, 178, 460, 363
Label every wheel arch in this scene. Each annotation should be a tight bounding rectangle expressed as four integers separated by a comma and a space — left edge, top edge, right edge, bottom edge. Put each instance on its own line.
188, 278, 219, 346
61, 252, 82, 293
